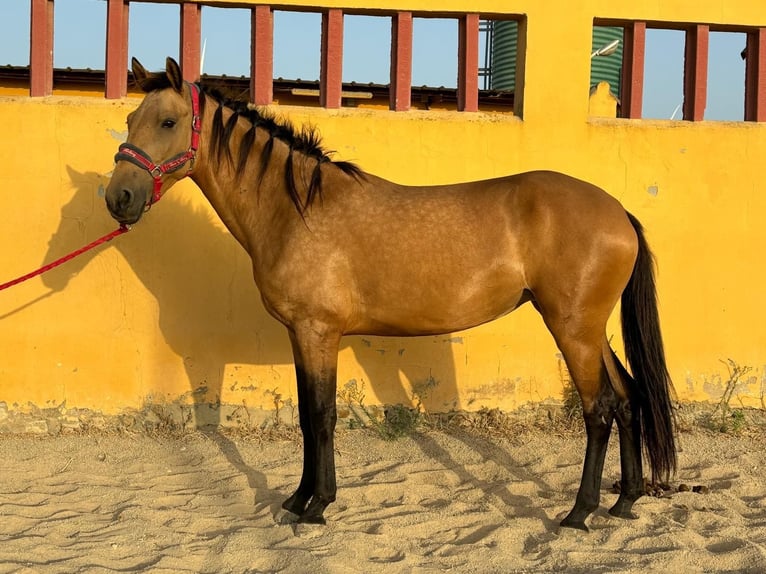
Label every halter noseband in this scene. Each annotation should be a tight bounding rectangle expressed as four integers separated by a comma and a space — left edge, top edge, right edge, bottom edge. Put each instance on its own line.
114, 82, 201, 209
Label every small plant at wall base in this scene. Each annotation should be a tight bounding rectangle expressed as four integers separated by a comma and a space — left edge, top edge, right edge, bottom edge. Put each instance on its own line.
262, 388, 297, 431
226, 400, 254, 429
337, 375, 438, 440
708, 358, 753, 433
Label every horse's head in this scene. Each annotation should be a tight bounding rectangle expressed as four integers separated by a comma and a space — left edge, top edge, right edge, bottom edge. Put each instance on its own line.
105, 57, 201, 225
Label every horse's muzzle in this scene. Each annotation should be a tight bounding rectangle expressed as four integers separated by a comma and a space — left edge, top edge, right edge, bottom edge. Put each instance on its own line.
105, 184, 147, 225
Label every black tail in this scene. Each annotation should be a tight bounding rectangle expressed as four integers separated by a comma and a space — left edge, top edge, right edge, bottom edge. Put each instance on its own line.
622, 212, 677, 483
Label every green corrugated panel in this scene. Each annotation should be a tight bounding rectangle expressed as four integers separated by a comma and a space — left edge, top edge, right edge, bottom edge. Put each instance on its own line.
490, 20, 517, 91
489, 23, 624, 97
591, 27, 624, 97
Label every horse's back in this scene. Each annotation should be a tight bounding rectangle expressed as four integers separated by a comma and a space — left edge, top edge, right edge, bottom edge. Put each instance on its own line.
498, 170, 628, 217
429, 169, 638, 280
326, 169, 637, 336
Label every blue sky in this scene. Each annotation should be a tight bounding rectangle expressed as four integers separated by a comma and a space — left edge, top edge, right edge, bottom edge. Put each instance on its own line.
0, 0, 748, 120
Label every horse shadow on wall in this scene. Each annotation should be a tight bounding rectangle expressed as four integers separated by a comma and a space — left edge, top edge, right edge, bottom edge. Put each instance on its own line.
43, 167, 461, 431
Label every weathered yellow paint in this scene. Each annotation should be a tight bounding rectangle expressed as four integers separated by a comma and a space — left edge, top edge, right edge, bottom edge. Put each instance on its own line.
589, 82, 618, 119
0, 1, 764, 421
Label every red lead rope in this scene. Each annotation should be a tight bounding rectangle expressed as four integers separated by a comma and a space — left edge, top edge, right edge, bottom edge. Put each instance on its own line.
0, 225, 130, 292
1, 84, 199, 294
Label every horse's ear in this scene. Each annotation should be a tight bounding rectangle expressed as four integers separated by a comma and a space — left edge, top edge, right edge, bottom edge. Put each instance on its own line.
131, 57, 150, 91
166, 57, 183, 93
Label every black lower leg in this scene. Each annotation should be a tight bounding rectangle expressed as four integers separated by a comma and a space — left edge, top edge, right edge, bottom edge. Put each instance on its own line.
283, 366, 315, 516
282, 445, 314, 516
284, 327, 341, 525
609, 399, 644, 519
297, 401, 338, 524
560, 412, 613, 530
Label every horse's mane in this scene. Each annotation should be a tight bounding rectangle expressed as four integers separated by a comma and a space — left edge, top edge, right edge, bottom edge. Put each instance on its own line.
138, 73, 364, 215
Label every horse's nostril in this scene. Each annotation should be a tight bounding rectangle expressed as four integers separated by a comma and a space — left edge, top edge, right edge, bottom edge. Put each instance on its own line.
119, 188, 134, 210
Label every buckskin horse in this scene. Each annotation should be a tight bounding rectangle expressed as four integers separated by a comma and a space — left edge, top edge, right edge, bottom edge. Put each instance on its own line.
105, 58, 675, 531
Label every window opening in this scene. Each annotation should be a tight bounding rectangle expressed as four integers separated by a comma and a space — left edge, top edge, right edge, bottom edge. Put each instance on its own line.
54, 0, 106, 69
642, 28, 685, 119
343, 14, 390, 85
706, 31, 746, 121
200, 6, 250, 77
0, 1, 30, 66
273, 10, 321, 81
590, 25, 623, 99
128, 2, 179, 71
487, 19, 518, 92
412, 17, 457, 88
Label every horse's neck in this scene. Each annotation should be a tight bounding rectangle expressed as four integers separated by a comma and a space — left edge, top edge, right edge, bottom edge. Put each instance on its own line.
190, 113, 308, 253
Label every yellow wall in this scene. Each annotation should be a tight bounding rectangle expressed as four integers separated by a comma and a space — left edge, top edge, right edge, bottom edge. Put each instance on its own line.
0, 0, 765, 424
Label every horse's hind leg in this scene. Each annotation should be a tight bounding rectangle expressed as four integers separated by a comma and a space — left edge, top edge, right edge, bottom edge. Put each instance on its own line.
534, 300, 618, 531
604, 346, 644, 519
559, 343, 617, 530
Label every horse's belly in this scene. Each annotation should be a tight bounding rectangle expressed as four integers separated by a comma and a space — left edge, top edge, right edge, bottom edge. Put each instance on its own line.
348, 268, 527, 336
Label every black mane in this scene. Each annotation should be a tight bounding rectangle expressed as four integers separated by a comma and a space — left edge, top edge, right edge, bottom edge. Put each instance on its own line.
137, 72, 364, 214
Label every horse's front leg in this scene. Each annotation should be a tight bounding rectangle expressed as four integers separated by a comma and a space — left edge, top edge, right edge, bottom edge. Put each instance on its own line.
281, 355, 314, 517
282, 324, 341, 525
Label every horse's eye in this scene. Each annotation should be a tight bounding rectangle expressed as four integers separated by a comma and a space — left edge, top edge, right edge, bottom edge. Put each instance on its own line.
161, 119, 176, 129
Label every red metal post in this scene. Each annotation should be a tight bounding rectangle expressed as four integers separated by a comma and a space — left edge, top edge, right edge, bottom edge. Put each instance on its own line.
320, 9, 344, 109
30, 0, 53, 96
621, 21, 646, 119
745, 27, 766, 122
180, 2, 201, 83
458, 13, 479, 112
251, 5, 273, 106
390, 11, 412, 111
105, 0, 128, 98
683, 24, 709, 121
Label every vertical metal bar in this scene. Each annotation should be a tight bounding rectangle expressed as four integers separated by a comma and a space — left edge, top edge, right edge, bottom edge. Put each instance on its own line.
390, 11, 412, 111
620, 21, 646, 119
320, 9, 343, 109
30, 0, 53, 96
479, 19, 493, 91
180, 2, 201, 83
744, 27, 766, 122
251, 5, 273, 106
683, 24, 709, 121
458, 13, 479, 112
105, 0, 128, 99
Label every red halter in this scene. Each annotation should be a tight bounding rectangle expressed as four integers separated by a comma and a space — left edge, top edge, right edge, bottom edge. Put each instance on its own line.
114, 82, 201, 208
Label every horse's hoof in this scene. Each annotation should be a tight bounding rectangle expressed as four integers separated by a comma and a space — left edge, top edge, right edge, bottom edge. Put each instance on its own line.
297, 512, 327, 525
608, 506, 639, 520
297, 497, 331, 525
609, 493, 641, 519
282, 495, 307, 516
559, 516, 589, 532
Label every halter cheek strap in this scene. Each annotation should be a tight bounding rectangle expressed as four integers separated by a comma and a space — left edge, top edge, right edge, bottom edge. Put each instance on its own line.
114, 82, 201, 209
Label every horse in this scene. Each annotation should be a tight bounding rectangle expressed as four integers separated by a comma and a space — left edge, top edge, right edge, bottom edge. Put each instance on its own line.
105, 57, 676, 531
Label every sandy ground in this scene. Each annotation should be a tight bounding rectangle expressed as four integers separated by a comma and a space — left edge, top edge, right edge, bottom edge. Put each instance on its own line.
1, 422, 765, 574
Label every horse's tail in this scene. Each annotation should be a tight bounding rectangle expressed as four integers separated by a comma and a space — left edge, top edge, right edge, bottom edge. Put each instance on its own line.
621, 212, 677, 483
